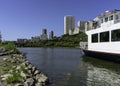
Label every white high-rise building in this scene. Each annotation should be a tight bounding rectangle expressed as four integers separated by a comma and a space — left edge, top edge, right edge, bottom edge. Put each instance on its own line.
64, 16, 75, 34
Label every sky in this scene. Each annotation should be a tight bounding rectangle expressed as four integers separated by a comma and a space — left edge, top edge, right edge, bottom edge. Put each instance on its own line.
0, 0, 120, 41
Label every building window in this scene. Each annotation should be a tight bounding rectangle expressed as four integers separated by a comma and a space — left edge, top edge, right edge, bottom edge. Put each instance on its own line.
111, 29, 120, 41
100, 31, 109, 42
105, 17, 108, 22
92, 33, 98, 43
109, 15, 113, 20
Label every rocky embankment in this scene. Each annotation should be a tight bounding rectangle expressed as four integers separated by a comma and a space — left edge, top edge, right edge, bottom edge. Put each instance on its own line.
0, 53, 49, 86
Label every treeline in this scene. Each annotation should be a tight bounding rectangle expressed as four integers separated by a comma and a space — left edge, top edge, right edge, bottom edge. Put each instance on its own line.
16, 32, 87, 47
0, 42, 19, 53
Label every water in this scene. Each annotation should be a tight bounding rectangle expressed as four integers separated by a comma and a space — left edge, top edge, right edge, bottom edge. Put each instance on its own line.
19, 48, 120, 86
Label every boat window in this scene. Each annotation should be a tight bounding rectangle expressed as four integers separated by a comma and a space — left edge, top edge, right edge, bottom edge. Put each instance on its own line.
105, 17, 108, 22
115, 15, 119, 20
100, 31, 109, 42
92, 33, 98, 43
101, 18, 103, 23
93, 21, 98, 29
109, 15, 113, 20
111, 29, 120, 41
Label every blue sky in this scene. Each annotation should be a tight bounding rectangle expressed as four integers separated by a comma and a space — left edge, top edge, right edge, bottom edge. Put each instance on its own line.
0, 0, 119, 41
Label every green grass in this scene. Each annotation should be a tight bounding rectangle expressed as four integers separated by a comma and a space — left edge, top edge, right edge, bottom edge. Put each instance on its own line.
6, 72, 23, 84
2, 57, 26, 84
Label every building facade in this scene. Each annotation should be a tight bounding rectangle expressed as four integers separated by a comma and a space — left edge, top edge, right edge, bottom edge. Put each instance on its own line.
17, 39, 28, 43
77, 21, 86, 33
49, 30, 54, 40
69, 21, 86, 35
42, 29, 47, 35
41, 28, 48, 41
64, 16, 75, 34
31, 36, 40, 42
85, 20, 94, 31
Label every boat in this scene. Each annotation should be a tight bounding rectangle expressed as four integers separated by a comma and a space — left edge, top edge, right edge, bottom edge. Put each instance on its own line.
81, 10, 120, 62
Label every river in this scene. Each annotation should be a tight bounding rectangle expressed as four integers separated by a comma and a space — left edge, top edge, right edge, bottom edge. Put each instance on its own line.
19, 48, 120, 86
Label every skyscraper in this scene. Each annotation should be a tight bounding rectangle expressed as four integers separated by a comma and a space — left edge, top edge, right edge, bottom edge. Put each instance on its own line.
42, 29, 47, 35
49, 30, 54, 40
77, 21, 86, 32
64, 16, 75, 34
41, 28, 48, 41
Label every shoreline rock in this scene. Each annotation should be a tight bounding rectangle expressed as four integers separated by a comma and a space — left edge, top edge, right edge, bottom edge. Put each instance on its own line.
0, 53, 49, 86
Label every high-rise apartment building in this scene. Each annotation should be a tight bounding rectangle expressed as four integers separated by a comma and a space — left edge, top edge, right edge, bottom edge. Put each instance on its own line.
42, 29, 47, 35
49, 30, 54, 40
41, 28, 48, 41
17, 39, 27, 43
77, 21, 86, 32
64, 16, 75, 34
31, 36, 40, 42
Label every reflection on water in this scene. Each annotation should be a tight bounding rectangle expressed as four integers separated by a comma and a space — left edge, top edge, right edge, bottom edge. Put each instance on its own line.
19, 48, 120, 86
87, 66, 120, 86
83, 56, 120, 86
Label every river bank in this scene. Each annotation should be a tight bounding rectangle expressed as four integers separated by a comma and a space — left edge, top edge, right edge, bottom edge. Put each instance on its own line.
0, 51, 49, 86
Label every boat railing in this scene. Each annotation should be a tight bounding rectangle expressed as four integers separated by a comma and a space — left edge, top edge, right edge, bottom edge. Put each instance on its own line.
79, 42, 88, 49
114, 19, 120, 24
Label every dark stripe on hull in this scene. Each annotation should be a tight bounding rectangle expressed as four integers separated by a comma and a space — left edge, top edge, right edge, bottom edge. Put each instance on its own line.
83, 49, 120, 62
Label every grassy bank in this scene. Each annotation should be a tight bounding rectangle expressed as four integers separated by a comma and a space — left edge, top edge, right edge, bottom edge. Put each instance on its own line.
0, 43, 49, 86
0, 42, 19, 54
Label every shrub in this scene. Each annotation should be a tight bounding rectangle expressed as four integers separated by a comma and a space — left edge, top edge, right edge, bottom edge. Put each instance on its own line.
3, 42, 20, 53
6, 72, 23, 84
4, 42, 16, 50
0, 42, 2, 46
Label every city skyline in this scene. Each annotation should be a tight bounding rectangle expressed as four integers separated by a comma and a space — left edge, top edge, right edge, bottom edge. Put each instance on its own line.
0, 0, 120, 41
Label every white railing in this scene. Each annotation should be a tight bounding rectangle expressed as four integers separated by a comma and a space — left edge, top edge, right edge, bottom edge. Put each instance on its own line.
79, 42, 88, 49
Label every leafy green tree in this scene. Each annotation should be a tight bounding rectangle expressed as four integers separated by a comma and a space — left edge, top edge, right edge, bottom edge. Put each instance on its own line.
16, 31, 87, 47
4, 42, 19, 53
0, 42, 2, 46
